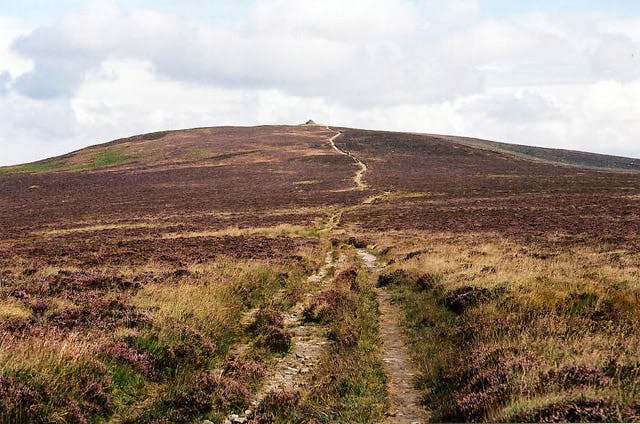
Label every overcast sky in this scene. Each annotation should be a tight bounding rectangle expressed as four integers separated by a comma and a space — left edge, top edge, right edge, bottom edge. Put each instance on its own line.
1, 0, 640, 165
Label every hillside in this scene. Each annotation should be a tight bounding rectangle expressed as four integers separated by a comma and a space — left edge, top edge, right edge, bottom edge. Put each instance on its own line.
436, 133, 640, 171
1, 125, 640, 423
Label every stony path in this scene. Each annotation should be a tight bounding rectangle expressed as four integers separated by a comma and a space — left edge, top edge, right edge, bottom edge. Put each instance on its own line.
220, 251, 342, 424
357, 250, 430, 424
327, 129, 367, 191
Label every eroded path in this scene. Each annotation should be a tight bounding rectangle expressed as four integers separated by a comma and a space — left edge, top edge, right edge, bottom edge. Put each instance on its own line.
221, 251, 342, 424
328, 129, 367, 191
358, 250, 430, 424
251, 251, 343, 398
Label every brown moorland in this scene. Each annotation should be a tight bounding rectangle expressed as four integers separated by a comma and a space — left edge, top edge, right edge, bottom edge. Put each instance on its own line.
1, 124, 639, 422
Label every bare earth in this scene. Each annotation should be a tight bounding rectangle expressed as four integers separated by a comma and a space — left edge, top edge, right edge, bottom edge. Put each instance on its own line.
357, 250, 429, 423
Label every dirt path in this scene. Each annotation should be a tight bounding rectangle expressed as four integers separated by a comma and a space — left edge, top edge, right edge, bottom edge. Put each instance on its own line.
358, 250, 430, 424
327, 127, 427, 422
327, 129, 367, 191
221, 251, 342, 424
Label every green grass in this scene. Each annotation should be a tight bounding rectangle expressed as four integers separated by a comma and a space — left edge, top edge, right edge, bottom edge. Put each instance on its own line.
109, 363, 146, 409
0, 160, 66, 173
1, 150, 136, 174
73, 151, 136, 170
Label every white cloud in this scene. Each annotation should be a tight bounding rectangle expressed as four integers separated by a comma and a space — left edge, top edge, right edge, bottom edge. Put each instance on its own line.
248, 0, 421, 41
0, 17, 32, 78
590, 34, 640, 81
8, 0, 480, 105
1, 0, 640, 166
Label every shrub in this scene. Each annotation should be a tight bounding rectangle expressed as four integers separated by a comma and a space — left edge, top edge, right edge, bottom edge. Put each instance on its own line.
104, 342, 158, 379
251, 305, 284, 330
29, 301, 49, 317
256, 325, 292, 353
539, 365, 605, 389
302, 289, 349, 323
346, 237, 368, 249
124, 323, 216, 377
509, 398, 639, 423
254, 390, 301, 422
327, 320, 359, 348
415, 272, 442, 291
440, 286, 495, 314
221, 355, 266, 387
403, 250, 423, 261
377, 270, 410, 287
159, 371, 251, 421
0, 375, 45, 421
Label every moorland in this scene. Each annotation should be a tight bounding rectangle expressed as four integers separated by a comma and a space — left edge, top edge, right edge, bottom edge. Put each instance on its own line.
1, 123, 639, 423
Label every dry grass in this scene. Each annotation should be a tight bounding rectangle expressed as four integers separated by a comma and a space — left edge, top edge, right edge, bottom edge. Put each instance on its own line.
374, 231, 640, 422
39, 222, 160, 236
0, 239, 327, 422
0, 299, 32, 319
160, 223, 321, 239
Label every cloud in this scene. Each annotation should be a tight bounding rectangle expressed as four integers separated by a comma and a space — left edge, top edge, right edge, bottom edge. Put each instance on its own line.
590, 33, 640, 81
2, 0, 640, 165
248, 0, 421, 41
482, 91, 559, 123
8, 0, 481, 105
0, 71, 10, 95
0, 17, 32, 79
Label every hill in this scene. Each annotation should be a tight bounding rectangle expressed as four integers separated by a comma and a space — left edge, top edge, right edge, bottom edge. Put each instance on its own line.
1, 125, 640, 422
435, 133, 640, 171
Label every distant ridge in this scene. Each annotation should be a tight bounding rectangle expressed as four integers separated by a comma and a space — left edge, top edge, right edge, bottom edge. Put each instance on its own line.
436, 134, 640, 172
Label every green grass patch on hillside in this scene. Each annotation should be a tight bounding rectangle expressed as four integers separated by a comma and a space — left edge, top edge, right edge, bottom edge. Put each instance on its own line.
1, 151, 136, 174
0, 160, 66, 174
73, 151, 137, 170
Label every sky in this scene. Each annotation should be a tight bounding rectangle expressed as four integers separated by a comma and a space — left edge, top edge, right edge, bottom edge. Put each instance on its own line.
1, 0, 640, 165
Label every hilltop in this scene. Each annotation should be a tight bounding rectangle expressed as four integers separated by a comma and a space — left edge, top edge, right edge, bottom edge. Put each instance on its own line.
3, 125, 639, 174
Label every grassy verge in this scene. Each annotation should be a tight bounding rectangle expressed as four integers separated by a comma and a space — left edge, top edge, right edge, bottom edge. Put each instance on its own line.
377, 234, 640, 422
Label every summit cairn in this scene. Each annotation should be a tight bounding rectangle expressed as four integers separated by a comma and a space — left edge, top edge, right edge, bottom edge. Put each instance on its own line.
304, 119, 317, 125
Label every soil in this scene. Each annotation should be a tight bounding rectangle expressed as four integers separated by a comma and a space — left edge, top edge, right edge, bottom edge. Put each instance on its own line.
358, 250, 429, 423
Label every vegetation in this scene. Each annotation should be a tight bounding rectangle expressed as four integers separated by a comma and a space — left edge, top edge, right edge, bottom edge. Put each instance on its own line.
377, 234, 640, 422
0, 252, 319, 422
1, 150, 136, 173
2, 124, 640, 422
1, 159, 66, 173
76, 151, 136, 169
445, 135, 640, 171
261, 253, 388, 423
